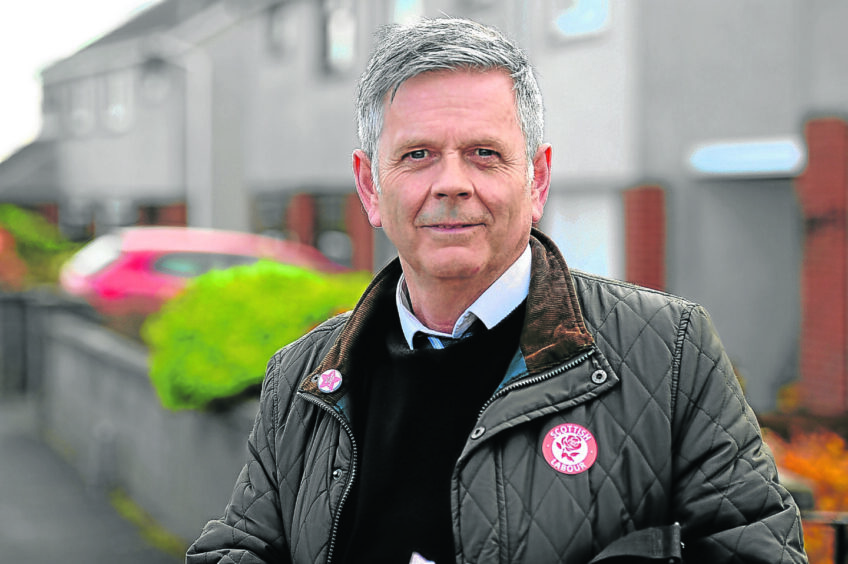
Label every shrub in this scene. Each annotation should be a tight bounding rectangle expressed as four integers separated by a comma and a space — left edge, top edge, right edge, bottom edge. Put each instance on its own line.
141, 260, 370, 411
0, 204, 81, 288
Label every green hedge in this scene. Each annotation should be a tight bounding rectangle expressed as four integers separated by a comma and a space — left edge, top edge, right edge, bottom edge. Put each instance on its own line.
0, 204, 81, 287
142, 260, 371, 411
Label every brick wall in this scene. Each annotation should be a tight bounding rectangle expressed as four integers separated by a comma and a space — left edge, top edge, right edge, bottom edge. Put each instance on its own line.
285, 193, 316, 246
137, 202, 187, 226
624, 185, 666, 291
345, 193, 374, 272
795, 117, 848, 415
157, 202, 187, 226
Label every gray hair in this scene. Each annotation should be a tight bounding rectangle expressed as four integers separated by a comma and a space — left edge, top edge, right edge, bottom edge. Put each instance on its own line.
355, 17, 544, 181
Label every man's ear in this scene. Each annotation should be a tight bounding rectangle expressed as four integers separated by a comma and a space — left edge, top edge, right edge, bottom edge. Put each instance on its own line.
530, 144, 552, 223
353, 149, 382, 228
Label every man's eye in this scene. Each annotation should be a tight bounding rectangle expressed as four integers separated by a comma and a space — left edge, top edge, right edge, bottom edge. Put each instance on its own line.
476, 148, 498, 157
406, 149, 428, 160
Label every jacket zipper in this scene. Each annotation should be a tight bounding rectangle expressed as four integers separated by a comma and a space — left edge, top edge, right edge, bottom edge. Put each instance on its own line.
476, 346, 597, 420
302, 348, 600, 563
298, 392, 358, 564
451, 347, 599, 563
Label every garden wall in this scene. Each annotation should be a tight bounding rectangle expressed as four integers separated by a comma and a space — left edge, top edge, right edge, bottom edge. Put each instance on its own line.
8, 294, 257, 544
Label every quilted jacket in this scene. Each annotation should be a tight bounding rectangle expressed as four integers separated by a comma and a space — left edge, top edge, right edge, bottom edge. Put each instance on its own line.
187, 230, 807, 564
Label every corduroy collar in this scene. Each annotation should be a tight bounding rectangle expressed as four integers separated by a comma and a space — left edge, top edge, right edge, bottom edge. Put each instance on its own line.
300, 228, 594, 400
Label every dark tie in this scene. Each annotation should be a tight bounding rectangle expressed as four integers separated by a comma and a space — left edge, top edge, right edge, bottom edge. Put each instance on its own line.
412, 319, 486, 350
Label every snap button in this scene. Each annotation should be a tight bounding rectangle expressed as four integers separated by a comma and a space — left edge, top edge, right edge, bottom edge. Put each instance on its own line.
470, 426, 485, 439
332, 468, 343, 480
591, 369, 608, 385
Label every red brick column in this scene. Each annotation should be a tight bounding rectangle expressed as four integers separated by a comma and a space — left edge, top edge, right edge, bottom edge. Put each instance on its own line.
286, 193, 316, 246
623, 185, 666, 291
795, 117, 848, 416
345, 193, 374, 272
157, 202, 187, 226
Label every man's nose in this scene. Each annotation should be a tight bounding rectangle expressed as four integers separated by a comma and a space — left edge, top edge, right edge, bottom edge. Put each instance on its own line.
431, 154, 474, 199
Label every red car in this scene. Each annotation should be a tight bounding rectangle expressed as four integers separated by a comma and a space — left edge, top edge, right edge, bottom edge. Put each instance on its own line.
60, 226, 347, 315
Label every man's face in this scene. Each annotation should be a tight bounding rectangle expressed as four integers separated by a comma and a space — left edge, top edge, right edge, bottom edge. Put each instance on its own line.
354, 69, 550, 292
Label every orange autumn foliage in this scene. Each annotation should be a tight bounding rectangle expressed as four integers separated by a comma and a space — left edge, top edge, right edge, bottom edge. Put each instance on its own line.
766, 428, 848, 563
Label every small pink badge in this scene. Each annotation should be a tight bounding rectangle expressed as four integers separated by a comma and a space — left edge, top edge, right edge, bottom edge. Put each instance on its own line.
317, 369, 343, 393
542, 423, 598, 475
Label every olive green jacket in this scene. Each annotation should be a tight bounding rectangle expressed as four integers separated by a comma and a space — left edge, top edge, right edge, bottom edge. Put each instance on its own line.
187, 230, 807, 563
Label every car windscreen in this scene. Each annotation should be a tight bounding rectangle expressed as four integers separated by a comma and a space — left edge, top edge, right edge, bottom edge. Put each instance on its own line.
68, 233, 123, 276
153, 252, 258, 277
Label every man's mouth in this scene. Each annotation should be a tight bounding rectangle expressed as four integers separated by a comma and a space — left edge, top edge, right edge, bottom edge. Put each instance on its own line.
423, 223, 483, 232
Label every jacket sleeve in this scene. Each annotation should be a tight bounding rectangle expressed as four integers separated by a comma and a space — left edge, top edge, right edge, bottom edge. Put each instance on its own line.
185, 353, 291, 564
670, 305, 807, 563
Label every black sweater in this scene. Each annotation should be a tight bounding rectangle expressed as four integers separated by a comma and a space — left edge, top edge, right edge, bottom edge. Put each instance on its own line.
336, 300, 526, 564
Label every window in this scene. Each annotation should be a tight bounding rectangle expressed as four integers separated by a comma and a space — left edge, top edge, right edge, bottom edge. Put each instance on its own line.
314, 193, 352, 267
41, 85, 63, 139
393, 0, 423, 24
549, 0, 610, 40
154, 253, 258, 278
67, 233, 122, 276
101, 70, 135, 133
323, 0, 356, 73
66, 79, 96, 136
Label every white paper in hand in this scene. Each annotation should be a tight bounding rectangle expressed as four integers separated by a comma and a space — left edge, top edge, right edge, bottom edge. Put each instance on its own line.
409, 552, 436, 564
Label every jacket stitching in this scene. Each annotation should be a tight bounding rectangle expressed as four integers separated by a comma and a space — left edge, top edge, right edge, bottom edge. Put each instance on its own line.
670, 305, 695, 423
495, 447, 509, 564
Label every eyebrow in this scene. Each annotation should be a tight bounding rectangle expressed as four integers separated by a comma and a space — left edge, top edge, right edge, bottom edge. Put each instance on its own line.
390, 137, 509, 155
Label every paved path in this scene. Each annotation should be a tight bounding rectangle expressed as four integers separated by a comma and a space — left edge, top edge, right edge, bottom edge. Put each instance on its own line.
0, 397, 182, 563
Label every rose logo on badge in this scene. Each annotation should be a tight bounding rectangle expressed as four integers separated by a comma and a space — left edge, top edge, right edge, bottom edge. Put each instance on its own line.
542, 423, 598, 475
317, 369, 343, 394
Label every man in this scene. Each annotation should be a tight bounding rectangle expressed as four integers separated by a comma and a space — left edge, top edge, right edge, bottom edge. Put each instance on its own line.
187, 17, 807, 563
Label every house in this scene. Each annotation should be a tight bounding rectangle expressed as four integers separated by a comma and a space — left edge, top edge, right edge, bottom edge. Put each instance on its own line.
2, 0, 847, 415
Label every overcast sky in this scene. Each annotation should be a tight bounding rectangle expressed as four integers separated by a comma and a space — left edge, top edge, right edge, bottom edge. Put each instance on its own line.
0, 0, 163, 161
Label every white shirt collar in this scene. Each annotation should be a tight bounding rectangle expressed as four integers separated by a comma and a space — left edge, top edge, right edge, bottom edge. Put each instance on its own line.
396, 244, 532, 349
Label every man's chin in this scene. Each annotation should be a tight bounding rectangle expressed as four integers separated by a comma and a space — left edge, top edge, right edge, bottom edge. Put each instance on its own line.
401, 245, 493, 282
421, 256, 487, 283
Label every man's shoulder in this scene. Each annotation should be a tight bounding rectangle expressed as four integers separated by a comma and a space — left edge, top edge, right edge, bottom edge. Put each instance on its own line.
306, 311, 352, 341
265, 312, 350, 382
284, 311, 349, 354
569, 269, 701, 330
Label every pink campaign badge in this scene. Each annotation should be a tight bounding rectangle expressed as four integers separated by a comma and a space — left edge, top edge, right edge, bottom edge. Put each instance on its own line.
317, 369, 343, 393
542, 423, 598, 475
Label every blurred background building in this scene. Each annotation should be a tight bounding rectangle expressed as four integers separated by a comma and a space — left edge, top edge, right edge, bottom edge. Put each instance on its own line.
1, 0, 847, 416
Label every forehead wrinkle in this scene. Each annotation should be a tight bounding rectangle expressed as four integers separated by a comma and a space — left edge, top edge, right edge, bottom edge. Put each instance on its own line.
379, 69, 525, 162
